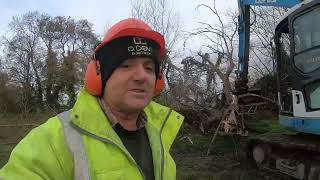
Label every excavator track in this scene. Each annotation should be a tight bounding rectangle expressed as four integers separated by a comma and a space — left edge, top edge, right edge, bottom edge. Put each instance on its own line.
247, 133, 320, 180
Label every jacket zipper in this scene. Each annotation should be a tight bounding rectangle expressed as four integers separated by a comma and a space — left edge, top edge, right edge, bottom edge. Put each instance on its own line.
159, 109, 172, 180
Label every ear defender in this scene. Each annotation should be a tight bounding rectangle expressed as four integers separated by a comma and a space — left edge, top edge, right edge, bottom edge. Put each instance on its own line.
154, 71, 165, 96
84, 59, 102, 96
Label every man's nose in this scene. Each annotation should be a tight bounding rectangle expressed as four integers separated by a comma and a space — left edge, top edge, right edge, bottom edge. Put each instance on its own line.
132, 65, 148, 81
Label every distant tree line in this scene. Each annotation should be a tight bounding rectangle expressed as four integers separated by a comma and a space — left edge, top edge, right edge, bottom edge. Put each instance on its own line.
0, 12, 98, 114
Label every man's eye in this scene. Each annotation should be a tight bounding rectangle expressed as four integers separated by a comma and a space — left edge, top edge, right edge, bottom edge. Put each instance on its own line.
145, 66, 154, 72
120, 64, 130, 68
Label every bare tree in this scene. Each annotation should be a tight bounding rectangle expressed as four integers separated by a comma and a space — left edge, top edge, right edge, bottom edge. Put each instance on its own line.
4, 12, 45, 112
160, 57, 211, 108
2, 12, 98, 113
189, 1, 238, 106
39, 15, 97, 108
131, 0, 180, 53
131, 0, 181, 88
185, 0, 249, 138
0, 64, 19, 114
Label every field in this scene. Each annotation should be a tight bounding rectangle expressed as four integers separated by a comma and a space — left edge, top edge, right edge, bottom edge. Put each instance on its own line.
0, 113, 296, 180
0, 113, 53, 167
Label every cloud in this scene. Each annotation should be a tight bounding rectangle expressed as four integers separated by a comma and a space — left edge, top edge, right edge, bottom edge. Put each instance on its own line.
57, 0, 132, 36
0, 0, 237, 42
0, 0, 133, 37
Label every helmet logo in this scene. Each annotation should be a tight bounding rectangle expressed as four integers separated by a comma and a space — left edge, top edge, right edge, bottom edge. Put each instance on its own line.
133, 37, 147, 45
128, 37, 153, 56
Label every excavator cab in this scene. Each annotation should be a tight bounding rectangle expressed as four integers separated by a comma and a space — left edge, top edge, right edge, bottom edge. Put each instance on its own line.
275, 0, 320, 134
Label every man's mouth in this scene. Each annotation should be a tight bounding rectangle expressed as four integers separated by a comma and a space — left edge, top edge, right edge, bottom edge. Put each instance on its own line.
129, 89, 146, 93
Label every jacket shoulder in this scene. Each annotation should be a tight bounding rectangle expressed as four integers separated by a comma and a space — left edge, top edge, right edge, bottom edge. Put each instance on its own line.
145, 101, 184, 149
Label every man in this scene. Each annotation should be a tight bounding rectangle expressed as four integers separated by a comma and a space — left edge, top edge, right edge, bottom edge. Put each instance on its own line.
0, 18, 184, 180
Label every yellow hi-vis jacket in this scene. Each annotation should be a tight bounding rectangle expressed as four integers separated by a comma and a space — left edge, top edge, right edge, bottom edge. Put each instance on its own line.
0, 89, 184, 180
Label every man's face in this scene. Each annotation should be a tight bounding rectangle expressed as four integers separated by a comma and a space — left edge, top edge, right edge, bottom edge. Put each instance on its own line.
103, 57, 156, 113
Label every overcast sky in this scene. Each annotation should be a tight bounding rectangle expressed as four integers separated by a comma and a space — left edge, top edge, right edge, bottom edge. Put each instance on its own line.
0, 0, 237, 56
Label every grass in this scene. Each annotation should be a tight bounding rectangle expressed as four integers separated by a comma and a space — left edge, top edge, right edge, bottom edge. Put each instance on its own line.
172, 130, 249, 180
246, 118, 294, 134
0, 144, 6, 168
0, 112, 54, 168
0, 112, 54, 124
172, 133, 239, 156
172, 117, 297, 180
0, 143, 15, 168
172, 118, 291, 157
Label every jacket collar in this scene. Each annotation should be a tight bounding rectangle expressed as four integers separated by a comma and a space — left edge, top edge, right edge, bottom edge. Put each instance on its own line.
97, 98, 147, 129
70, 89, 183, 149
70, 89, 122, 143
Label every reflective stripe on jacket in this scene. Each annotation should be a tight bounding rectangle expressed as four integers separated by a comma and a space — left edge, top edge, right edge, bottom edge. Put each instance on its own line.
57, 110, 90, 180
0, 89, 184, 180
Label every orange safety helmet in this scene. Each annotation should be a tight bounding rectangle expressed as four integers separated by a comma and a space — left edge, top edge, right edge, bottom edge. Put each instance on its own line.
84, 18, 166, 96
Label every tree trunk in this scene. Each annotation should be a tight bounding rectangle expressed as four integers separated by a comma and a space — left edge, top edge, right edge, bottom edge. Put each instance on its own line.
29, 51, 44, 110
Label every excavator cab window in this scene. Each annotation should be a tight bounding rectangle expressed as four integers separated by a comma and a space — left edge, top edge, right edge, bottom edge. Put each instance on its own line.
305, 80, 320, 109
291, 3, 320, 111
293, 6, 320, 74
275, 20, 293, 114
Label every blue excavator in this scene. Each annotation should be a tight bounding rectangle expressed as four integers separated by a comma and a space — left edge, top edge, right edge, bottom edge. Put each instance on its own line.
236, 0, 320, 179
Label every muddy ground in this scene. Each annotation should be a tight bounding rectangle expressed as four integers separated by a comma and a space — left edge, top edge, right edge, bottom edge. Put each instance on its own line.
172, 134, 295, 180
0, 115, 296, 180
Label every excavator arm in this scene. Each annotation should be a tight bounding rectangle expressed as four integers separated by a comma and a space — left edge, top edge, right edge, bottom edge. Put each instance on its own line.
236, 0, 302, 93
